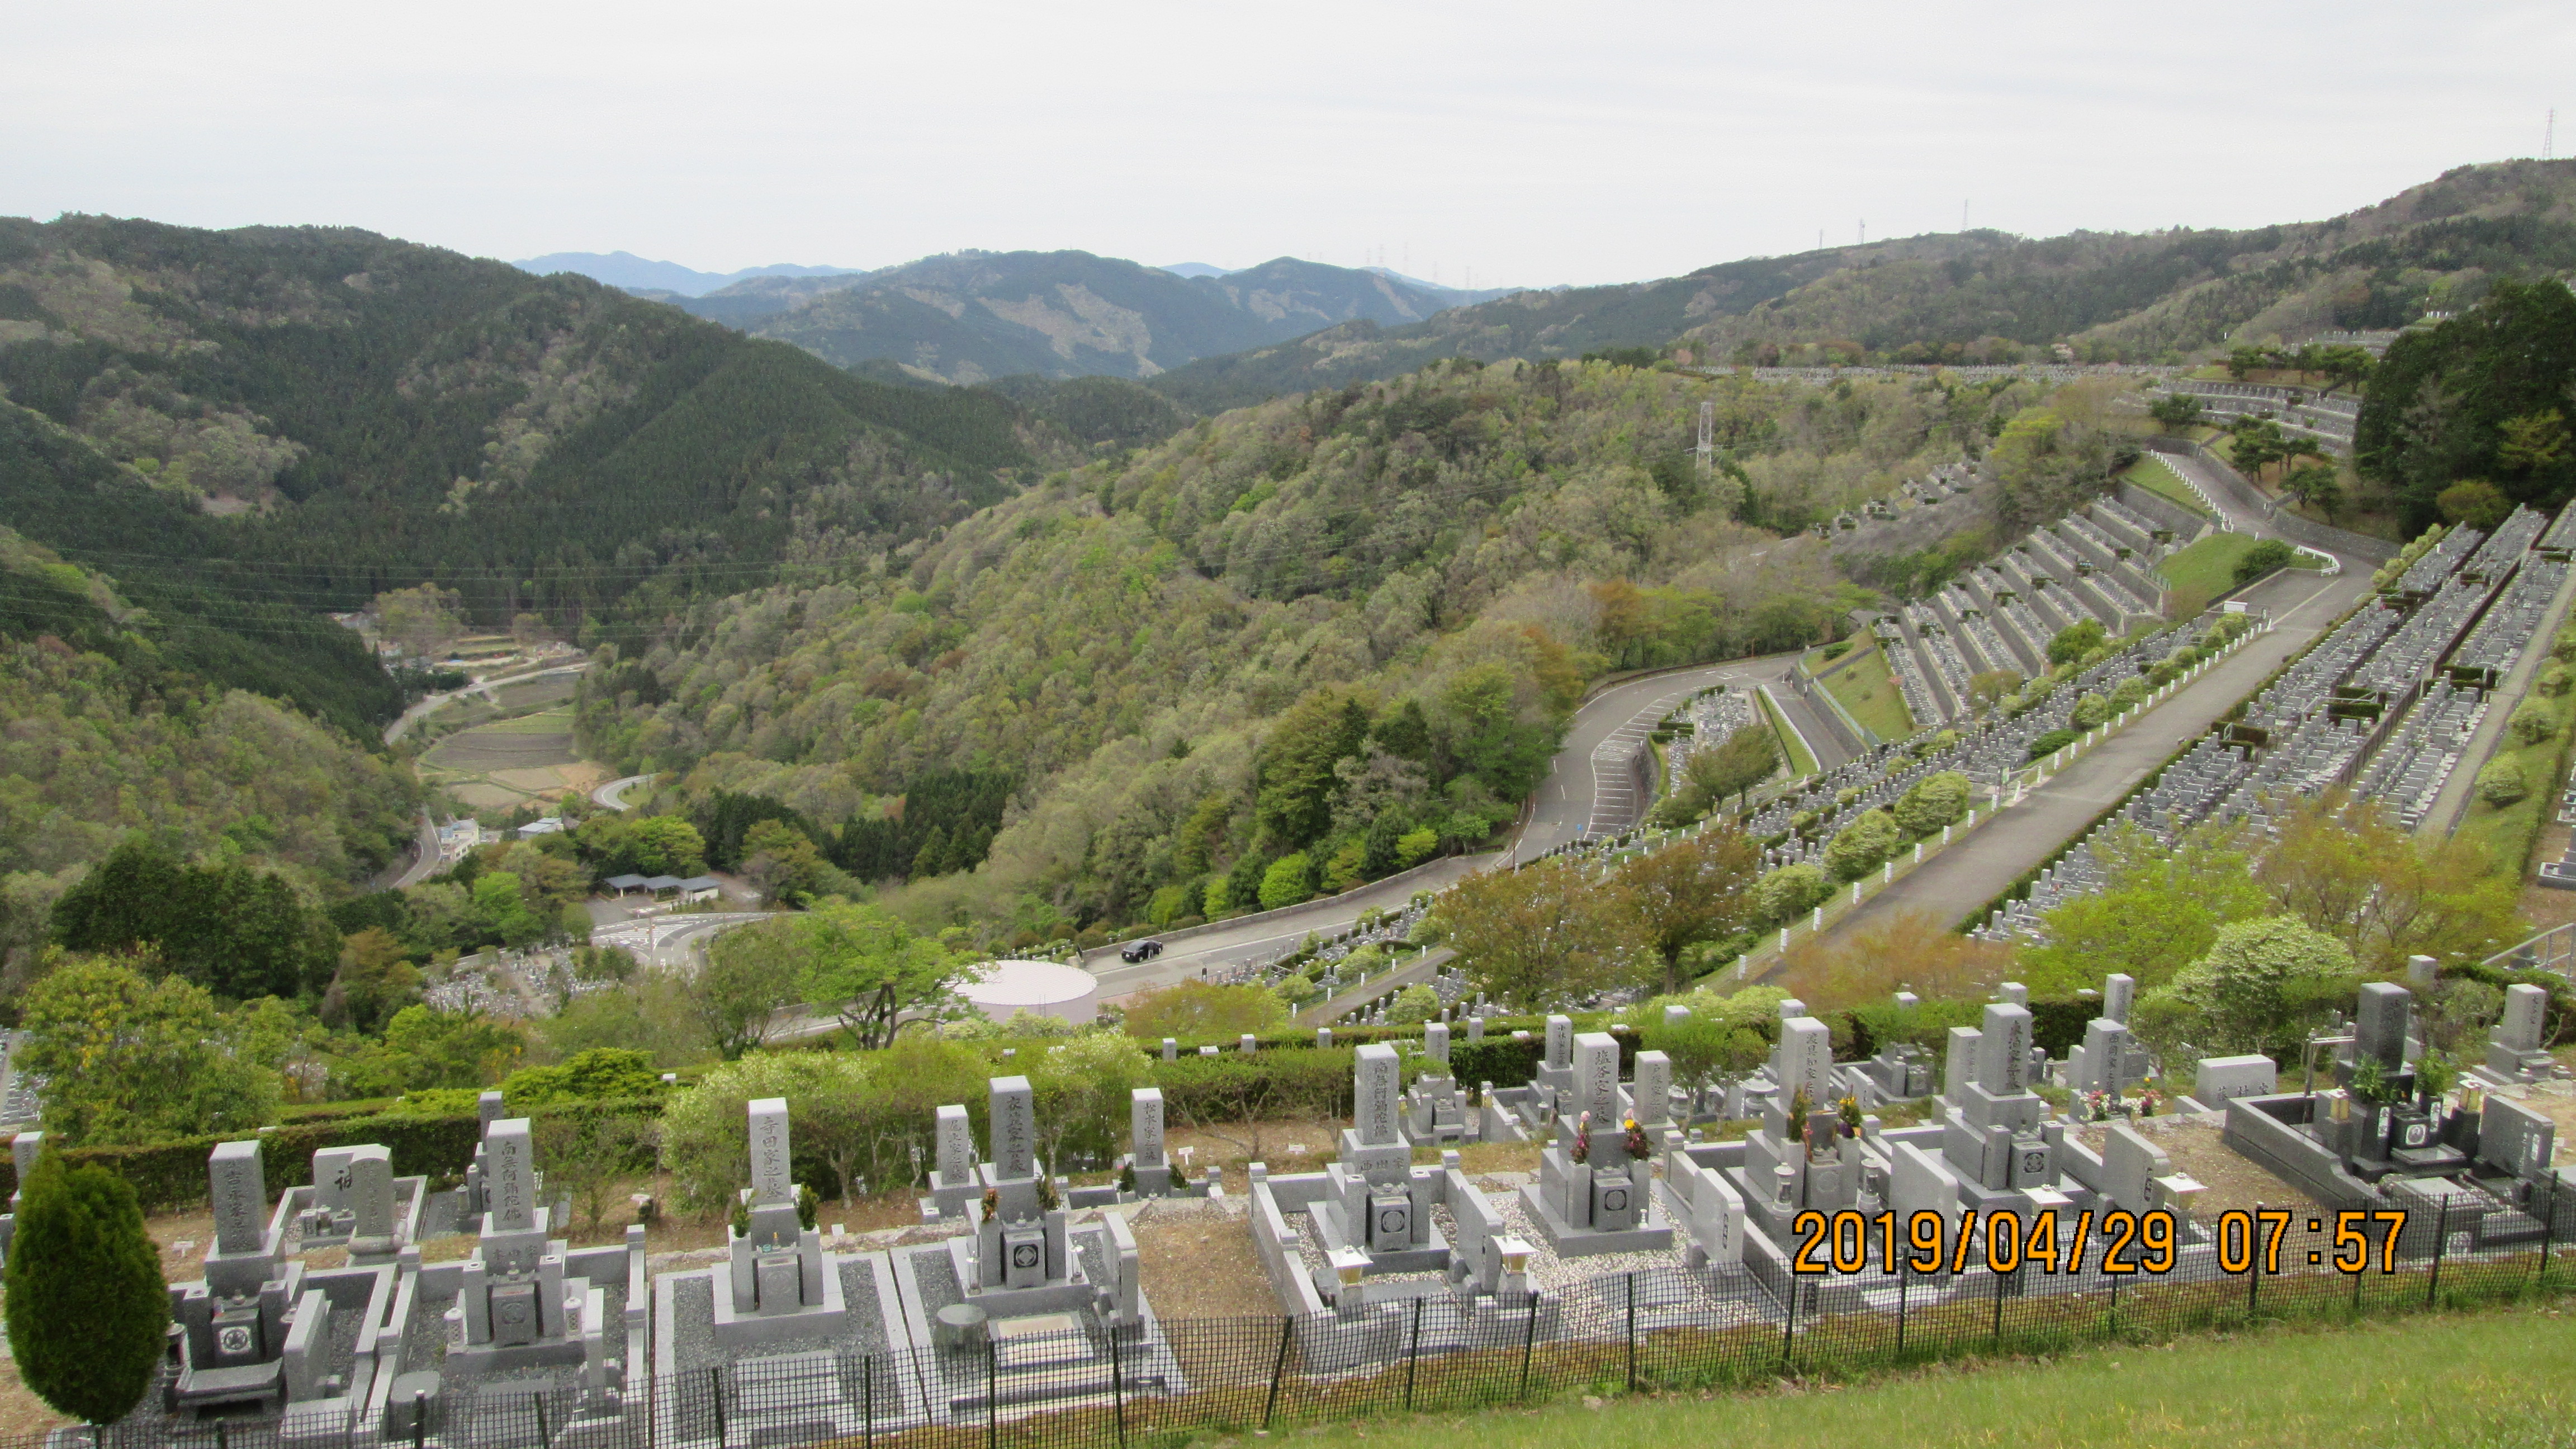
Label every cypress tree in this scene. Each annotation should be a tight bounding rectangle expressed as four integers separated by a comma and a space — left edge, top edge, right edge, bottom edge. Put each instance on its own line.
3, 1156, 168, 1428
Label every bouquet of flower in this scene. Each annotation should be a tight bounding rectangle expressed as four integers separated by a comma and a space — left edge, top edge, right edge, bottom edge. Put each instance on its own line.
1623, 1117, 1652, 1161
1570, 1110, 1593, 1164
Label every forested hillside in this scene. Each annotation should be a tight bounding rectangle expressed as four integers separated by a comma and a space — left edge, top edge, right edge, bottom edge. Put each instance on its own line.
1143, 160, 2576, 411
578, 361, 2090, 937
0, 520, 419, 980
726, 252, 1467, 385
0, 215, 1071, 655
1141, 246, 1888, 413
1688, 160, 2576, 364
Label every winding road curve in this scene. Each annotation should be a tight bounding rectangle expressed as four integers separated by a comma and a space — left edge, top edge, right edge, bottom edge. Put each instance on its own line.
1102, 645, 1840, 995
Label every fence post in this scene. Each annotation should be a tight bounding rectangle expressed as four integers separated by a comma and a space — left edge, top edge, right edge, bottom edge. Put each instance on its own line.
1262, 1318, 1293, 1429
1992, 1264, 2006, 1351
1780, 1275, 1796, 1369
1625, 1272, 1638, 1393
1895, 1269, 1907, 1357
1519, 1289, 1540, 1400
1393, 1295, 1419, 1412
710, 1366, 724, 1446
2542, 1173, 2560, 1290
534, 1393, 548, 1446
1111, 1327, 1128, 1449
987, 1337, 999, 1449
2427, 1195, 2449, 1308
864, 1355, 874, 1449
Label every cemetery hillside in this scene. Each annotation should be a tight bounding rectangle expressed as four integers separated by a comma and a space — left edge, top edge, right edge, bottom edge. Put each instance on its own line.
10, 158, 2576, 1449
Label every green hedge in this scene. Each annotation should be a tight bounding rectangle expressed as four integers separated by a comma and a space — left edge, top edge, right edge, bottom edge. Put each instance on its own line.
1, 1097, 670, 1215
21, 996, 2144, 1214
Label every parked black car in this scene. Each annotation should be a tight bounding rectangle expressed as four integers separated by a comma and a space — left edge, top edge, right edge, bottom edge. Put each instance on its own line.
1119, 939, 1164, 963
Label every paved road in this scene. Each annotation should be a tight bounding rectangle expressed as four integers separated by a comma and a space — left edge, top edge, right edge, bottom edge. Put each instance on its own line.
383, 660, 589, 746
593, 774, 654, 811
381, 809, 444, 889
1811, 562, 2369, 942
1090, 855, 1492, 999
588, 911, 775, 969
1512, 649, 1829, 866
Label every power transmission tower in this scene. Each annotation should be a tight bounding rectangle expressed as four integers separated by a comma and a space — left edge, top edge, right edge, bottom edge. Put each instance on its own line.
2547, 108, 2558, 161
1696, 401, 1716, 475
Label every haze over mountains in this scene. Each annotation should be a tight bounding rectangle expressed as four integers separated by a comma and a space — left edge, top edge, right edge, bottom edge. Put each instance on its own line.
514, 250, 870, 297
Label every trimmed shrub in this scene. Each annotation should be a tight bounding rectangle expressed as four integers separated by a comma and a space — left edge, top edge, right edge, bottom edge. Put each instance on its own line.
2026, 728, 2080, 760
1892, 772, 1971, 836
1752, 864, 1832, 925
4, 1157, 166, 1426
1823, 808, 1901, 882
2476, 757, 2531, 808
2233, 538, 2296, 585
2507, 701, 2559, 747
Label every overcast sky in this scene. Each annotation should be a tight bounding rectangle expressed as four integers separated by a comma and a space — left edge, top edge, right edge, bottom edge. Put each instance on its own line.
6, 1, 2570, 287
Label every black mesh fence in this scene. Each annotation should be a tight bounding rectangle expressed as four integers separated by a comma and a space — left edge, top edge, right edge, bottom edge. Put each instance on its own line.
35, 1188, 2576, 1449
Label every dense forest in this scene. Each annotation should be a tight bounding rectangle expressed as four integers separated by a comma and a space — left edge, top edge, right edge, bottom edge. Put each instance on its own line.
0, 215, 1083, 658
577, 361, 2086, 938
2355, 277, 2576, 530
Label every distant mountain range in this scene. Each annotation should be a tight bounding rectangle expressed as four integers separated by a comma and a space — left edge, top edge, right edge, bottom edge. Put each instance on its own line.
513, 250, 870, 297
645, 250, 1498, 386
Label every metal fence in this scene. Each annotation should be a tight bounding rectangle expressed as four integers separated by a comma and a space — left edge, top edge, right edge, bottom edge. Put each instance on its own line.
37, 1189, 2576, 1449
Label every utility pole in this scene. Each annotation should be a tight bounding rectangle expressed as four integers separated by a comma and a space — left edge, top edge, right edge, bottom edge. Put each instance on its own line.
2547, 108, 2558, 161
1962, 200, 1970, 233
1859, 220, 1867, 245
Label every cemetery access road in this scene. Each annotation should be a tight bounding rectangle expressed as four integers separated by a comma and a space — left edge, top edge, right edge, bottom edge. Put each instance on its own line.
1510, 647, 1842, 866
1088, 855, 1491, 1002
1098, 647, 1835, 1000
1800, 561, 2372, 945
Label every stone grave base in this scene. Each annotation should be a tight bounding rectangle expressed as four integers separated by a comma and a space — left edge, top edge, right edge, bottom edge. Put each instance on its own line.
709, 1257, 850, 1349
1308, 1201, 1450, 1273
1515, 1183, 1673, 1257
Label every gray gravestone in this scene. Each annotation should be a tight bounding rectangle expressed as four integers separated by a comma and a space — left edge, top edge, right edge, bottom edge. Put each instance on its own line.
1355, 1045, 1403, 1146
2496, 984, 2547, 1052
2103, 973, 2135, 1023
1467, 1015, 1484, 1044
1424, 1022, 1450, 1068
1161, 1038, 1178, 1063
311, 1147, 357, 1214
2477, 1097, 2555, 1180
485, 1119, 537, 1233
2098, 1121, 2170, 1213
935, 1105, 974, 1185
2354, 982, 2411, 1071
1663, 1005, 1692, 1029
748, 1097, 793, 1206
1573, 1032, 1621, 1122
1944, 1026, 1982, 1101
990, 1077, 1035, 1179
347, 1146, 395, 1240
478, 1091, 506, 1128
1778, 1018, 1832, 1108
2193, 1054, 2277, 1105
1544, 1015, 1573, 1069
1631, 1050, 1671, 1126
209, 1140, 268, 1256
1976, 1003, 2033, 1095
1131, 1087, 1166, 1169
1999, 982, 2029, 1007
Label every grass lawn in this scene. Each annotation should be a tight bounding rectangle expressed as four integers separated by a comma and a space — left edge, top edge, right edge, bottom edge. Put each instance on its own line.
2455, 714, 2574, 877
1257, 1302, 2576, 1449
2155, 532, 2264, 617
1820, 638, 1914, 741
2124, 456, 2215, 519
1758, 688, 1818, 778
